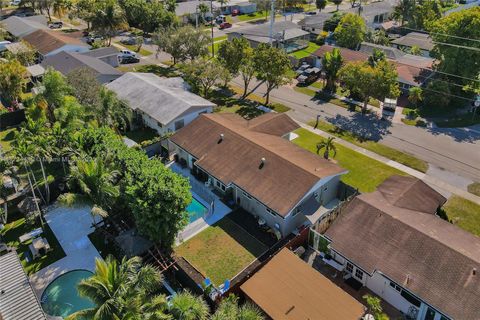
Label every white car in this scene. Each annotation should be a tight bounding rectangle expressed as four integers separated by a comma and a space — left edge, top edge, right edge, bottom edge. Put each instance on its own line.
10, 0, 21, 5
118, 49, 138, 59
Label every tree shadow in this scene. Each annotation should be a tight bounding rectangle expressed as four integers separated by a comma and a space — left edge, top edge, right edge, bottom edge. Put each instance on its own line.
325, 113, 392, 142
424, 125, 480, 143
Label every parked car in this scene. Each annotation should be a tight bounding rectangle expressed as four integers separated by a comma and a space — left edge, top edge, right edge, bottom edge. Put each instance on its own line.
119, 55, 140, 64
121, 37, 136, 45
295, 63, 311, 76
305, 11, 317, 15
297, 67, 321, 84
48, 21, 63, 29
118, 49, 138, 60
216, 15, 226, 24
232, 9, 240, 16
219, 22, 232, 29
0, 41, 12, 52
86, 35, 104, 45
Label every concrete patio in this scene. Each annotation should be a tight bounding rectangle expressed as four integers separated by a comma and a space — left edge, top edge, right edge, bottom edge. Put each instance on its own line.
169, 162, 232, 244
29, 205, 101, 297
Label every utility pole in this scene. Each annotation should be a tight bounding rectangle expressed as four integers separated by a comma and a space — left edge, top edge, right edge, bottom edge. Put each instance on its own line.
211, 0, 215, 57
269, 0, 276, 45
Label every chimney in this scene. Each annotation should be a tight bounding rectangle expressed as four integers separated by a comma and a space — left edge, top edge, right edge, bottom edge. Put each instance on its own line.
259, 157, 266, 169
217, 133, 224, 144
473, 268, 477, 276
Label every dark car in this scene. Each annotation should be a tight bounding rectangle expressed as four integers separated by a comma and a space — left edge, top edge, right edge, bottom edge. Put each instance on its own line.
305, 11, 317, 15
49, 21, 63, 29
297, 67, 321, 85
219, 22, 232, 29
120, 55, 140, 64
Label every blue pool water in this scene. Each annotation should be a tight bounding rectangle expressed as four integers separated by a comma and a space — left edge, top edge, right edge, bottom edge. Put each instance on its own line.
187, 197, 208, 223
41, 270, 95, 318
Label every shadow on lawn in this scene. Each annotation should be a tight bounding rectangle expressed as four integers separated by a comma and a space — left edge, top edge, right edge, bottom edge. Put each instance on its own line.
326, 113, 392, 142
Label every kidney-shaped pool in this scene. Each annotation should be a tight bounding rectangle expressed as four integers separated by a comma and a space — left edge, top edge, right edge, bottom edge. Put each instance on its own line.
41, 269, 95, 318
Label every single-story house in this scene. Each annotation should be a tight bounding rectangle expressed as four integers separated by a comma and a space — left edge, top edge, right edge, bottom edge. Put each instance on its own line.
310, 175, 480, 320
346, 0, 396, 29
226, 21, 309, 53
169, 113, 348, 237
241, 248, 366, 320
391, 32, 434, 57
314, 44, 434, 91
41, 50, 123, 84
297, 12, 332, 37
175, 0, 256, 22
79, 46, 120, 68
23, 29, 90, 58
106, 72, 216, 134
0, 252, 47, 320
0, 15, 48, 38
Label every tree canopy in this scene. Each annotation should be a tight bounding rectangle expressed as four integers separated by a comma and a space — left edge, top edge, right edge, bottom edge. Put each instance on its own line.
334, 13, 366, 49
0, 59, 28, 107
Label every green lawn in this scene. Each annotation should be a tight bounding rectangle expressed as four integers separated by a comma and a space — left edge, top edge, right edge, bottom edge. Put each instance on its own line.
208, 41, 223, 56
237, 11, 269, 22
175, 217, 268, 285
114, 42, 153, 56
0, 213, 66, 275
289, 42, 321, 59
293, 128, 407, 192
213, 35, 227, 42
124, 127, 158, 144
443, 196, 480, 237
294, 87, 361, 112
468, 182, 480, 197
117, 64, 178, 78
0, 127, 17, 152
307, 120, 429, 173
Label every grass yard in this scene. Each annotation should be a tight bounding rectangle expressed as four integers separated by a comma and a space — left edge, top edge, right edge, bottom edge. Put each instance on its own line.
114, 42, 153, 56
294, 87, 361, 112
307, 120, 429, 173
443, 196, 480, 237
289, 42, 321, 59
124, 127, 158, 143
175, 217, 268, 285
293, 128, 407, 192
118, 64, 178, 78
468, 182, 480, 197
0, 213, 66, 275
213, 35, 227, 42
237, 11, 269, 22
0, 127, 17, 152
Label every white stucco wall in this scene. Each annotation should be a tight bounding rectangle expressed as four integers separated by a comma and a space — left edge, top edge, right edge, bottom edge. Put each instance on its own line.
141, 106, 213, 135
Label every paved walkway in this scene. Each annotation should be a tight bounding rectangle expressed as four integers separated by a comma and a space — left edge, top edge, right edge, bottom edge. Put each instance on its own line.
299, 123, 480, 205
30, 205, 101, 297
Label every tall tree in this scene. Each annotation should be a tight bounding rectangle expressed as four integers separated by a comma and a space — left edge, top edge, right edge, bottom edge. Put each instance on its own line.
168, 291, 209, 320
332, 0, 342, 11
322, 48, 343, 93
316, 137, 337, 160
408, 87, 423, 108
0, 59, 28, 106
334, 13, 366, 49
315, 0, 326, 12
95, 88, 131, 132
211, 295, 264, 320
253, 44, 293, 105
91, 0, 127, 45
181, 58, 229, 97
391, 0, 415, 26
36, 68, 72, 121
368, 48, 386, 67
217, 37, 251, 77
66, 67, 102, 109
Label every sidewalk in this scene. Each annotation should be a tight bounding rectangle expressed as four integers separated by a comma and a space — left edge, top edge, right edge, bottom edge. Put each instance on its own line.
298, 122, 480, 205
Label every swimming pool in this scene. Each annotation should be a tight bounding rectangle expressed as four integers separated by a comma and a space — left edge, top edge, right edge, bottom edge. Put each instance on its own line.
186, 197, 208, 223
41, 270, 95, 318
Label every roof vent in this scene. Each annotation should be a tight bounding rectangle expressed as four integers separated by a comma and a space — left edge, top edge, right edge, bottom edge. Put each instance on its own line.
473, 268, 477, 276
259, 157, 266, 169
218, 133, 224, 144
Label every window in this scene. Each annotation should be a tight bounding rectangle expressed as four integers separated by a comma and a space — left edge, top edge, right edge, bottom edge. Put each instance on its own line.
345, 262, 354, 274
389, 281, 402, 292
216, 181, 221, 188
174, 119, 184, 130
293, 207, 301, 216
401, 290, 421, 308
355, 269, 364, 280
266, 207, 276, 216
221, 185, 226, 191
243, 192, 252, 199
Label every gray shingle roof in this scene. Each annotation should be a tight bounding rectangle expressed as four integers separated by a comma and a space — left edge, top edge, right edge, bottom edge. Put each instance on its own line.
359, 42, 406, 60
1, 15, 48, 38
392, 32, 434, 51
80, 46, 119, 59
41, 51, 122, 79
227, 21, 309, 43
0, 252, 47, 320
106, 72, 216, 125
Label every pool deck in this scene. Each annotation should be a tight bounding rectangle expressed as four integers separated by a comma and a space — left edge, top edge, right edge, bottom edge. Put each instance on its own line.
29, 205, 102, 298
170, 162, 232, 245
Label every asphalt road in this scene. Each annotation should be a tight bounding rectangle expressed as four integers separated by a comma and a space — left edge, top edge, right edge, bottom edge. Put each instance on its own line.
232, 78, 480, 184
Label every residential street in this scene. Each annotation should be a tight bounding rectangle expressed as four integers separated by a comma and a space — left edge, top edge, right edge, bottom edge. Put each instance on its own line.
232, 78, 480, 186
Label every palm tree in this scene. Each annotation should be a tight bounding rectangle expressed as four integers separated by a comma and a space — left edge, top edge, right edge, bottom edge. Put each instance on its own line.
316, 137, 337, 160
67, 256, 168, 320
322, 48, 343, 94
95, 88, 132, 133
67, 157, 119, 224
211, 295, 263, 320
408, 87, 423, 108
91, 0, 127, 46
168, 291, 209, 320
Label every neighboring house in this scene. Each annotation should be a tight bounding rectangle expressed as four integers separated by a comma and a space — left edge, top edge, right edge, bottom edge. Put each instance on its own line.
0, 252, 47, 320
391, 32, 434, 57
314, 44, 434, 92
175, 0, 256, 22
169, 113, 347, 237
297, 12, 332, 38
310, 175, 480, 320
241, 248, 366, 320
107, 72, 216, 134
226, 21, 310, 53
80, 47, 120, 68
346, 0, 396, 29
41, 51, 123, 84
175, 0, 215, 23
1, 15, 48, 38
23, 29, 89, 58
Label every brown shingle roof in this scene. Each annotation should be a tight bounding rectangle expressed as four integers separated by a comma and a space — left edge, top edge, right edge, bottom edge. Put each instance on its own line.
325, 176, 480, 320
313, 45, 369, 63
170, 113, 346, 216
241, 248, 366, 320
23, 29, 87, 55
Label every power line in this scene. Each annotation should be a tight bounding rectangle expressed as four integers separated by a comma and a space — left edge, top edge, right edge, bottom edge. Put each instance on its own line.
398, 26, 480, 43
